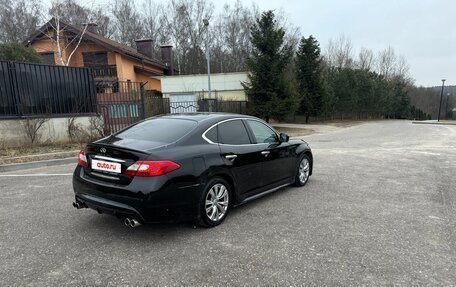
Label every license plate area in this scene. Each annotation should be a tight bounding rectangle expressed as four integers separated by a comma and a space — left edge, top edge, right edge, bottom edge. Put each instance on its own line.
91, 159, 121, 174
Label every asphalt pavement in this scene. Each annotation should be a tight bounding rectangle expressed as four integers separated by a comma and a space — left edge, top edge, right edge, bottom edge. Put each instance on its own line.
0, 120, 455, 286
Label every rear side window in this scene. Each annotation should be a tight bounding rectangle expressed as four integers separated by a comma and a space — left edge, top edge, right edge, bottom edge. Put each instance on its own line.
116, 118, 197, 143
204, 127, 218, 143
218, 120, 251, 145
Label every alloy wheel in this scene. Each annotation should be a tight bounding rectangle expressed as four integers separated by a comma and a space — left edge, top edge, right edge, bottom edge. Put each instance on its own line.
299, 157, 310, 184
205, 183, 229, 222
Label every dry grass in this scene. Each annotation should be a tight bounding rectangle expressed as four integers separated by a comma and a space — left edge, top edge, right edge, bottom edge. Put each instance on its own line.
0, 143, 83, 165
439, 120, 456, 124
274, 127, 314, 137
311, 119, 366, 127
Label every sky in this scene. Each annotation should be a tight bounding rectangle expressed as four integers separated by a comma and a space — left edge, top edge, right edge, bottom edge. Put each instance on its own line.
214, 0, 454, 87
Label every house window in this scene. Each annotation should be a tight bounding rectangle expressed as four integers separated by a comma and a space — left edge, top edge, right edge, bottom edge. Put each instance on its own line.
108, 104, 139, 118
40, 52, 55, 65
82, 51, 108, 67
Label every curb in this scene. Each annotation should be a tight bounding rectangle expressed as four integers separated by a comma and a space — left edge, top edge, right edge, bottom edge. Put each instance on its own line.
412, 121, 456, 125
0, 157, 76, 173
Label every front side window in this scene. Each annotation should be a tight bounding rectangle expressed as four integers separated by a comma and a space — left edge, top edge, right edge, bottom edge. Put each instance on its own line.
246, 120, 278, 144
218, 120, 251, 145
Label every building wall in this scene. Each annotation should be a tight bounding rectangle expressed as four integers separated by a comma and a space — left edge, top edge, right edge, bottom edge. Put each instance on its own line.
0, 116, 97, 147
161, 72, 248, 101
116, 55, 163, 91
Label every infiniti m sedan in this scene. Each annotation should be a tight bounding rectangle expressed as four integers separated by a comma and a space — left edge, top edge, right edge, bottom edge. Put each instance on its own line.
73, 113, 313, 227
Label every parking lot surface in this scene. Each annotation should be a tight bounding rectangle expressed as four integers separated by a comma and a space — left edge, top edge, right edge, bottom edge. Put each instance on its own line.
0, 120, 455, 286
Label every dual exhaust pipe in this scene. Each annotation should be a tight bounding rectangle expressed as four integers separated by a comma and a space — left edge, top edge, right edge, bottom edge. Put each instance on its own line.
72, 201, 86, 209
124, 217, 141, 228
73, 201, 141, 228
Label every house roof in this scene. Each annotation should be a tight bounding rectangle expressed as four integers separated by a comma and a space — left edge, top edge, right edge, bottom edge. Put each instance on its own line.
23, 18, 169, 70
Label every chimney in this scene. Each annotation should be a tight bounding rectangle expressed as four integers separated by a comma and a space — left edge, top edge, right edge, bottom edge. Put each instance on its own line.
160, 45, 174, 75
136, 39, 154, 59
83, 22, 98, 34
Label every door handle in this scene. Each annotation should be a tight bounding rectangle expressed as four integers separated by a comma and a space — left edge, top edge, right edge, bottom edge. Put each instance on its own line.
261, 151, 270, 157
225, 154, 238, 160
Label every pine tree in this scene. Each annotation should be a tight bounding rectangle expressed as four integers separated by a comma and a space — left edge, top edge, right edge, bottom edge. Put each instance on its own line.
242, 10, 298, 122
296, 35, 324, 123
0, 43, 42, 63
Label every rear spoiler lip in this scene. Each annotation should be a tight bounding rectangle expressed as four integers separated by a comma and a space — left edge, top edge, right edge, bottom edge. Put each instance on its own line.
87, 143, 151, 155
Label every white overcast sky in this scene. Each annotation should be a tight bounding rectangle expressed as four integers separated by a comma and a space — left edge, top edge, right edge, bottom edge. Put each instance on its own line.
214, 0, 454, 87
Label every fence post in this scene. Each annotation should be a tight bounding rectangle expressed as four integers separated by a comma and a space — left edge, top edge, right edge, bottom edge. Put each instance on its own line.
140, 83, 146, 119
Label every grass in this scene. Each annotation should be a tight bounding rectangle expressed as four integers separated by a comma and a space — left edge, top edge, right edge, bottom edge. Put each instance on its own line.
0, 143, 84, 165
314, 119, 366, 127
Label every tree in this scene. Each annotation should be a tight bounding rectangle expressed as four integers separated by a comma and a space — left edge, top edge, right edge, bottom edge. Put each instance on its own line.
296, 35, 324, 123
160, 0, 214, 74
142, 0, 165, 58
357, 47, 374, 71
242, 10, 298, 122
0, 0, 41, 43
325, 35, 354, 69
112, 0, 145, 47
48, 0, 113, 38
0, 42, 42, 63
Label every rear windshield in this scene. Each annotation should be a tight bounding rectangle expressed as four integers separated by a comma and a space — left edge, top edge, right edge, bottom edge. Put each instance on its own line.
116, 118, 197, 143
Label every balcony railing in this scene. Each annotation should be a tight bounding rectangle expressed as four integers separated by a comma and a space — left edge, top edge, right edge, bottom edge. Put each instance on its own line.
90, 64, 117, 78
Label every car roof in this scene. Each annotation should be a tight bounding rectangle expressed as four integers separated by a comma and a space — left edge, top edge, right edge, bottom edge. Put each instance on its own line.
152, 113, 257, 124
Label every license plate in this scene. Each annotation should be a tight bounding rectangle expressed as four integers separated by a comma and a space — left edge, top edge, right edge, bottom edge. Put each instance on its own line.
91, 159, 121, 174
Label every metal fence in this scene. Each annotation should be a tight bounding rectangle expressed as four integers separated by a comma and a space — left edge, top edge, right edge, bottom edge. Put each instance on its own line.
170, 99, 248, 114
0, 61, 96, 118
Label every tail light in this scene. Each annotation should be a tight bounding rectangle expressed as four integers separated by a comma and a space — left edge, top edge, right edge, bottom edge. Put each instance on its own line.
78, 150, 89, 167
125, 161, 180, 177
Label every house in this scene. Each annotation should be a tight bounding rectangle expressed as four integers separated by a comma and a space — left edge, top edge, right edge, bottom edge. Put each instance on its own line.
23, 18, 174, 92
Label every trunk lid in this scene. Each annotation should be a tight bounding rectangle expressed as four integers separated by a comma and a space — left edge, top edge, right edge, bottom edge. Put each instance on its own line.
84, 142, 149, 185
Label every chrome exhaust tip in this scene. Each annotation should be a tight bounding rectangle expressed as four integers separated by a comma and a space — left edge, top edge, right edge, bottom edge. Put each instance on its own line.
73, 201, 84, 209
129, 219, 141, 227
124, 217, 141, 227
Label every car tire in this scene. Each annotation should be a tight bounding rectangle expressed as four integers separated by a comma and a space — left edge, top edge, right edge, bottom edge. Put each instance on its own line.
197, 177, 231, 227
294, 154, 311, 186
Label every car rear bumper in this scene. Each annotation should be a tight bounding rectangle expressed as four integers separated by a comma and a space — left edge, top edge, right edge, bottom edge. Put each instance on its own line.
72, 168, 202, 223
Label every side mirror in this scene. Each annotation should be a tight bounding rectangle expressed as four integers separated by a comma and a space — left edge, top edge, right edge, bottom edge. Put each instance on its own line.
279, 133, 289, 142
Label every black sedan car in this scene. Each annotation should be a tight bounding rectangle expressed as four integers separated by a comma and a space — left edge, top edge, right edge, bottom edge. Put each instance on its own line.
73, 113, 313, 227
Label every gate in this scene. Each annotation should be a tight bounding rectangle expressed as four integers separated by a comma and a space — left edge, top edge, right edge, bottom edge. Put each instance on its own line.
96, 81, 170, 134
97, 81, 145, 134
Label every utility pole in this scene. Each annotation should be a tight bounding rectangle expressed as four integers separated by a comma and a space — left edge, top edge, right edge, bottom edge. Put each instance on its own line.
203, 19, 211, 99
437, 79, 446, 122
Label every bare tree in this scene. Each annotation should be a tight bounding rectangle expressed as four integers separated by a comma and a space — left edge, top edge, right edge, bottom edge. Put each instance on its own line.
208, 1, 257, 73
376, 46, 396, 78
324, 35, 354, 69
22, 117, 49, 144
357, 47, 374, 71
161, 0, 214, 74
141, 0, 166, 58
111, 0, 145, 47
0, 0, 41, 43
